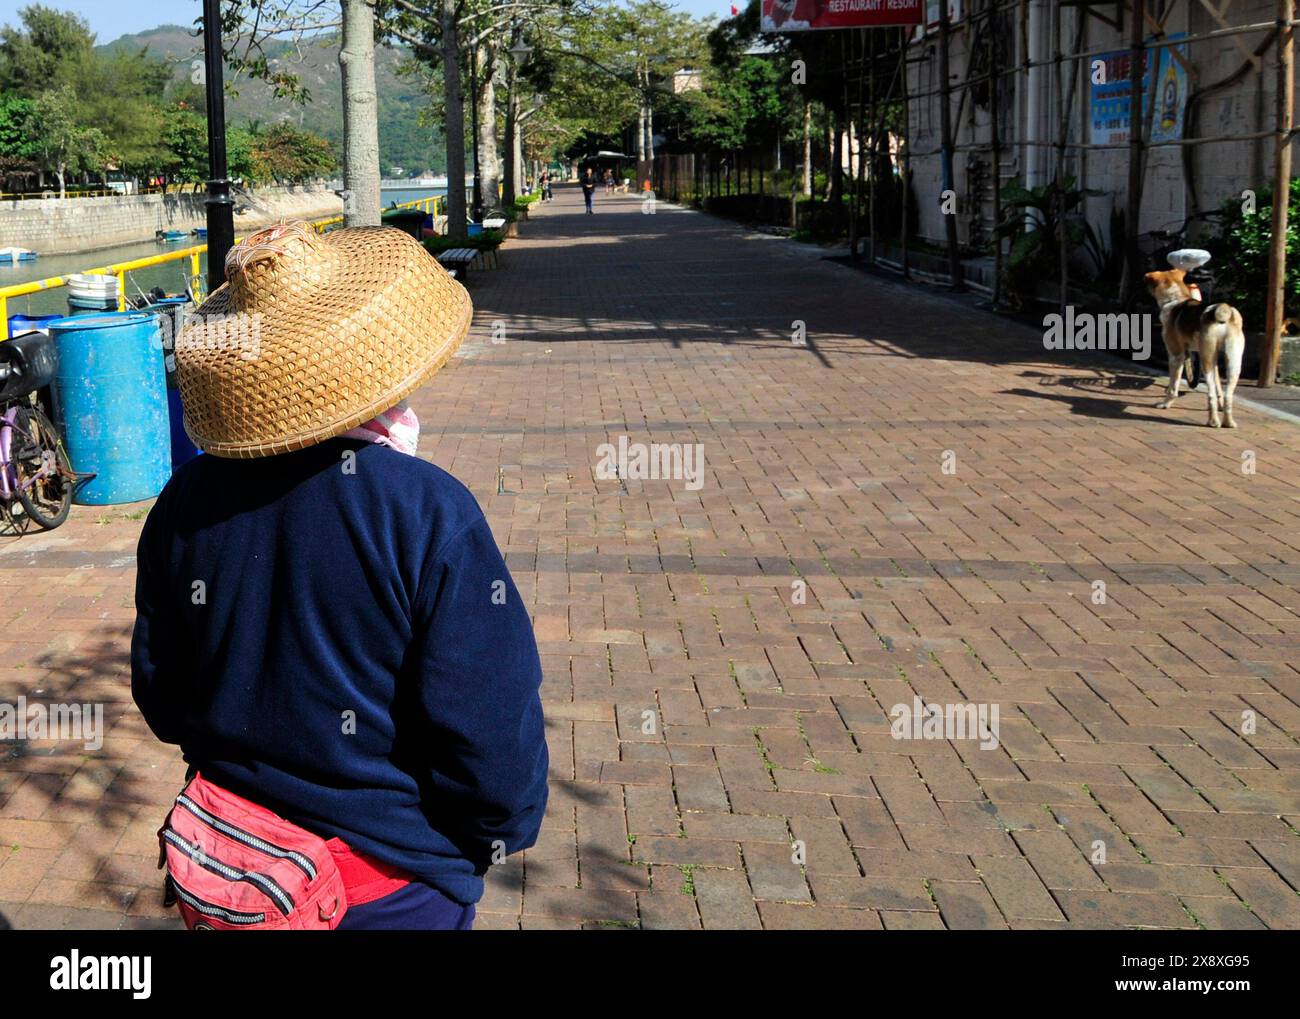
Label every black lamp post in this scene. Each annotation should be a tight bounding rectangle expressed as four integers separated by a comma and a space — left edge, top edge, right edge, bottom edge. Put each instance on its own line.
469, 45, 483, 223
202, 0, 235, 292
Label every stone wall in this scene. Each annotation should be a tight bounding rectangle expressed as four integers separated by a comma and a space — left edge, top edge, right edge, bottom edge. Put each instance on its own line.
0, 185, 344, 255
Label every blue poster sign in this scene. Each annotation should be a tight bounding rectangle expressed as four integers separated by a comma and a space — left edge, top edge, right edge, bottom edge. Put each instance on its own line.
1089, 34, 1188, 145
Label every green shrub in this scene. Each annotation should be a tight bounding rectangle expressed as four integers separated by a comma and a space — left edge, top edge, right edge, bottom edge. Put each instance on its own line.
1207, 178, 1300, 329
995, 176, 1100, 308
795, 198, 850, 243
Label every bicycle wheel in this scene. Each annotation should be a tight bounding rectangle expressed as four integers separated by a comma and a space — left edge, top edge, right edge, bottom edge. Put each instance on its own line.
12, 405, 72, 530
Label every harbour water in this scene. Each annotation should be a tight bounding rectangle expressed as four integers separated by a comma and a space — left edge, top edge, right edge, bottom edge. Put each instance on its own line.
1, 187, 448, 319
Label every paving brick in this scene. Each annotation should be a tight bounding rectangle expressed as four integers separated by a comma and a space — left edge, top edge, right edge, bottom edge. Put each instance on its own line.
1054, 890, 1198, 929
631, 836, 739, 868
637, 887, 701, 930
1179, 896, 1268, 930
809, 873, 935, 912
742, 841, 811, 902
974, 855, 1066, 921
758, 901, 881, 929
692, 867, 761, 930
880, 909, 947, 930
1215, 868, 1300, 930
930, 878, 1010, 929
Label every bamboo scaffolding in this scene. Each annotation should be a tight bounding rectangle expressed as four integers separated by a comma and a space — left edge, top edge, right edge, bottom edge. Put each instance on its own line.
939, 1, 965, 289
901, 27, 912, 279
1123, 0, 1147, 309
1260, 0, 1295, 385
990, 1, 1004, 307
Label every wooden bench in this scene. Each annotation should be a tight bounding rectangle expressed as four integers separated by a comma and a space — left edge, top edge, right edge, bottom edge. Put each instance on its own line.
436, 247, 479, 281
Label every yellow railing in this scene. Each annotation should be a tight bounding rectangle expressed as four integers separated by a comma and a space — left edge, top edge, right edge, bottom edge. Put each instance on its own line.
0, 195, 444, 329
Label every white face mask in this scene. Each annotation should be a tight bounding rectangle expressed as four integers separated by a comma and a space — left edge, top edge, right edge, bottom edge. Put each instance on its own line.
342, 399, 420, 456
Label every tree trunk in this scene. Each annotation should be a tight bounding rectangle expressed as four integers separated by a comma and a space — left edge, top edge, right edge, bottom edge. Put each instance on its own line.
511, 108, 524, 199
440, 0, 468, 239
801, 104, 812, 196
339, 0, 380, 227
56, 164, 66, 199
475, 41, 502, 214
503, 69, 518, 206
828, 109, 843, 204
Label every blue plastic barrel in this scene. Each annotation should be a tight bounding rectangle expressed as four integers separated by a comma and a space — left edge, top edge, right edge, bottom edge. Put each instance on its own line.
7, 313, 62, 337
49, 312, 171, 505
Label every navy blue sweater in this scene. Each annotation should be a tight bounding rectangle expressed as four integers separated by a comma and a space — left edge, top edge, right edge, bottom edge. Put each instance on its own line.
131, 439, 548, 906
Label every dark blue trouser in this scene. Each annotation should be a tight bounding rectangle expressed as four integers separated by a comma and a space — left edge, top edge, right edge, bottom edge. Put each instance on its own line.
583, 190, 593, 212
336, 881, 475, 930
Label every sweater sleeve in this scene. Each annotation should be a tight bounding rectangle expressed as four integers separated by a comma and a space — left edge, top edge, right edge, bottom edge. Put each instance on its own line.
130, 490, 189, 746
410, 515, 549, 864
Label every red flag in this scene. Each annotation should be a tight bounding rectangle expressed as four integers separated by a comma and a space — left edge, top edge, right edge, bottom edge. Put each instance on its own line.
730, 4, 738, 14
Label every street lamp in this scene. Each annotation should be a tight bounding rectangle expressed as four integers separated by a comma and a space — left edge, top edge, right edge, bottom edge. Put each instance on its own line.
201, 0, 234, 293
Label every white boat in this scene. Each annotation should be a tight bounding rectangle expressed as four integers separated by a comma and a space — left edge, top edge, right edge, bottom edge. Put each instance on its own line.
0, 246, 37, 263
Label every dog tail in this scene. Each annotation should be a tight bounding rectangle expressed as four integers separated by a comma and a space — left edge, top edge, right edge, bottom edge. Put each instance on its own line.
1204, 303, 1242, 328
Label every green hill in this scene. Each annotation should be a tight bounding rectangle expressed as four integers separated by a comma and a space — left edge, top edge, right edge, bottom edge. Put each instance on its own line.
99, 24, 445, 175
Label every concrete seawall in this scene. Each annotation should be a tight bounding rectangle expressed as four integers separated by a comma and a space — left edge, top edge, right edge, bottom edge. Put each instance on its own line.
0, 185, 345, 256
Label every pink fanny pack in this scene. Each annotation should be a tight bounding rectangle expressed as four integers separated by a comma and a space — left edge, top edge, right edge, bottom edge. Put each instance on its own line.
158, 772, 350, 930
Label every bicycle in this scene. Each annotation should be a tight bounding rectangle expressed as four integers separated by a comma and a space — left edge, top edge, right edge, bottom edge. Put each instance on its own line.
0, 332, 92, 534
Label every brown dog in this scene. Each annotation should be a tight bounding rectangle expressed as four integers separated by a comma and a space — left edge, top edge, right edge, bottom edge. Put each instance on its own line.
1144, 269, 1245, 428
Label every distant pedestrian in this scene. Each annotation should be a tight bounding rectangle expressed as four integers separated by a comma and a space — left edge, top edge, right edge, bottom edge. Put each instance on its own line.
581, 168, 596, 213
603, 169, 614, 194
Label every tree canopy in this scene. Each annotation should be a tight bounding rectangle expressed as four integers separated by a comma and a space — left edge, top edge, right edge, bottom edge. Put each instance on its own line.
0, 3, 337, 192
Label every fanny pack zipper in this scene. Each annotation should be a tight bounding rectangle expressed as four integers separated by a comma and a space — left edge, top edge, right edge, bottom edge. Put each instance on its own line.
175, 793, 318, 880
162, 827, 295, 916
169, 878, 267, 926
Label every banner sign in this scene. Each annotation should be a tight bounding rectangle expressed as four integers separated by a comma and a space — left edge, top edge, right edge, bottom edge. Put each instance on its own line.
1089, 34, 1188, 145
925, 0, 962, 26
761, 0, 925, 32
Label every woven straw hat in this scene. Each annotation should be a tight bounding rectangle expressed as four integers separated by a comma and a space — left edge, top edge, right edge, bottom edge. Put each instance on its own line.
174, 220, 472, 458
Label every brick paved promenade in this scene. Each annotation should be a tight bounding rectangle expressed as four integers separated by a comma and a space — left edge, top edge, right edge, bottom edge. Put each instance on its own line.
2, 183, 1299, 930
